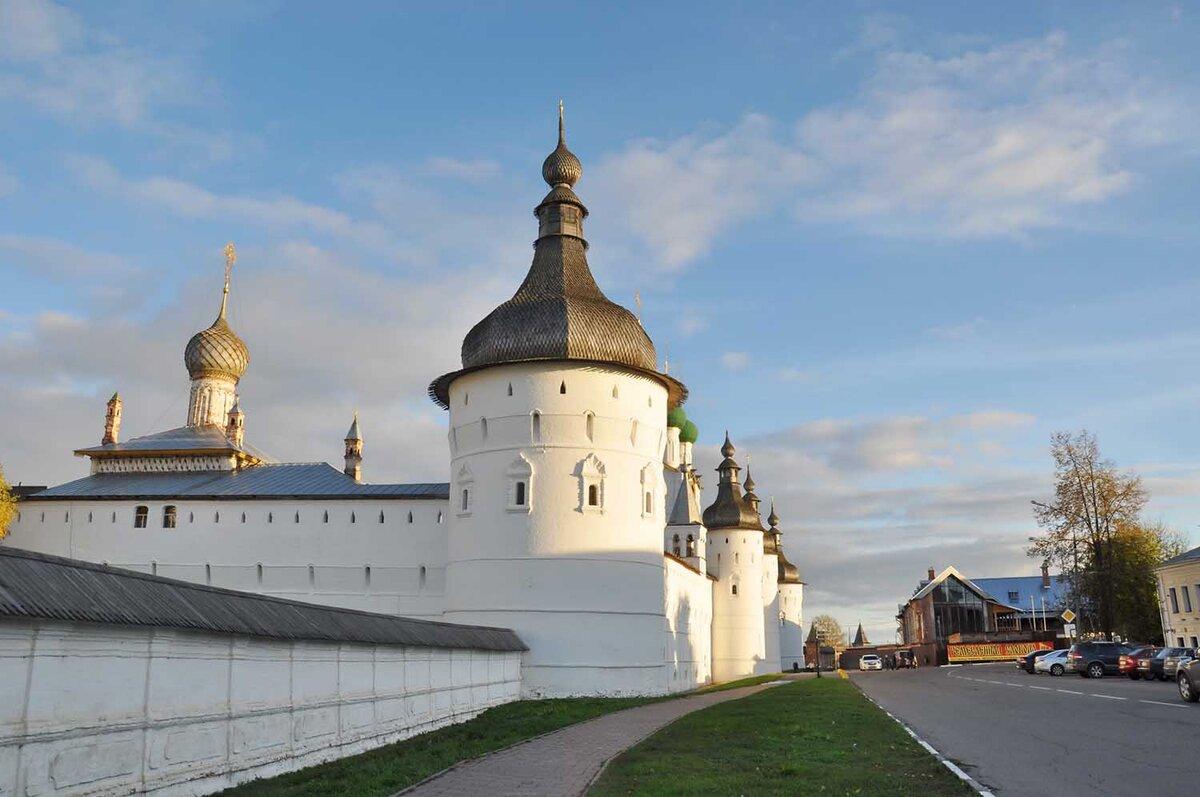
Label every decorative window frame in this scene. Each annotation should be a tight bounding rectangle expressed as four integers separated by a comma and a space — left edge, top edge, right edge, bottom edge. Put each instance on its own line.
640, 463, 660, 519
576, 453, 606, 514
506, 453, 534, 513
456, 463, 474, 517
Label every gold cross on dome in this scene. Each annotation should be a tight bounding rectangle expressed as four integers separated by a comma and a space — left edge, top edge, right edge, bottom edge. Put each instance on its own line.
223, 242, 236, 292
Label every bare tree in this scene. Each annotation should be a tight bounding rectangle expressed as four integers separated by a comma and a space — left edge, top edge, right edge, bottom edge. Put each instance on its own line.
1029, 430, 1146, 636
810, 614, 845, 650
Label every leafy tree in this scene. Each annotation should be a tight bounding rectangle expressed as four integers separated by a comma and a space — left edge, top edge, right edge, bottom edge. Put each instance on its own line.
1028, 430, 1150, 637
810, 614, 845, 649
1107, 521, 1187, 643
0, 465, 16, 540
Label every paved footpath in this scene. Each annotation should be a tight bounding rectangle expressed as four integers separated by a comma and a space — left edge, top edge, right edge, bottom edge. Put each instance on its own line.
399, 678, 801, 797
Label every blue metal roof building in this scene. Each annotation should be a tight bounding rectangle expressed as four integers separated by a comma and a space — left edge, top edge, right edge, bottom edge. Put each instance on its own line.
973, 573, 1070, 620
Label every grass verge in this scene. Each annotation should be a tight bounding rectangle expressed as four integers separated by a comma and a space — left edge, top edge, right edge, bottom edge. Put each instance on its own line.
694, 673, 787, 693
589, 679, 975, 796
221, 696, 660, 797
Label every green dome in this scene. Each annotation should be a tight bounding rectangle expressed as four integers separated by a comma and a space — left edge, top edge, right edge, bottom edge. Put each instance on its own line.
667, 406, 688, 429
680, 419, 699, 443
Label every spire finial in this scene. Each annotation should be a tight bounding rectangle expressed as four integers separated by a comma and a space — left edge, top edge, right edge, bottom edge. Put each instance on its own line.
542, 101, 582, 187
558, 99, 565, 145
220, 242, 237, 319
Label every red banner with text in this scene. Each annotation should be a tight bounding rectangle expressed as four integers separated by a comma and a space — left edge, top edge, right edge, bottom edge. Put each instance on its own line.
947, 640, 1053, 662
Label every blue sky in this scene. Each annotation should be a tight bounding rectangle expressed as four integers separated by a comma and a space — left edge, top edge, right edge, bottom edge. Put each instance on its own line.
2, 1, 1199, 642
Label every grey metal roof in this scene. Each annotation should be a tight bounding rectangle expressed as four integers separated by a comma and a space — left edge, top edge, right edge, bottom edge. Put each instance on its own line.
75, 424, 271, 461
0, 547, 525, 651
1161, 545, 1200, 568
23, 462, 449, 501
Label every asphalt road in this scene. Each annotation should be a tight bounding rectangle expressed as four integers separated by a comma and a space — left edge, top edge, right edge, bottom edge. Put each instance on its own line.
850, 662, 1199, 796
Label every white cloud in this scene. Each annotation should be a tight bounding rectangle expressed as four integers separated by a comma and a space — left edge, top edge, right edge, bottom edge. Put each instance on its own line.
592, 114, 814, 270
0, 0, 226, 156
424, 157, 503, 182
719, 351, 749, 372
598, 31, 1193, 270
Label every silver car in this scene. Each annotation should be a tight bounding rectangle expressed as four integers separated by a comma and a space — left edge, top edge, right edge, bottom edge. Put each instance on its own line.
1034, 649, 1070, 676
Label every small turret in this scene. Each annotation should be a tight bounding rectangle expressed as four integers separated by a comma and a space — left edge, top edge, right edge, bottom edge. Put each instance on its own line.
743, 465, 761, 516
344, 412, 363, 482
102, 392, 122, 445
225, 400, 245, 447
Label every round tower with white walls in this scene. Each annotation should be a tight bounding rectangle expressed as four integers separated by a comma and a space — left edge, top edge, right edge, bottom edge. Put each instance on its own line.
429, 106, 688, 698
703, 434, 767, 681
744, 469, 780, 675
772, 503, 807, 671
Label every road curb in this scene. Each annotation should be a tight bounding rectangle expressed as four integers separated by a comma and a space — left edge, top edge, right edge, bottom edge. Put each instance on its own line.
852, 683, 995, 797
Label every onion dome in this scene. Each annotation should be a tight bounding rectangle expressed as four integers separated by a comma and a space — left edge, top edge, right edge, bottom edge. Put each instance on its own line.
702, 432, 764, 531
679, 419, 699, 444
542, 104, 582, 188
430, 104, 686, 409
184, 287, 249, 381
768, 500, 803, 583
667, 406, 688, 429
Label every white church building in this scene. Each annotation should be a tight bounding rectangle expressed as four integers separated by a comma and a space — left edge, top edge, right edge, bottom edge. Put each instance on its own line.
4, 112, 805, 701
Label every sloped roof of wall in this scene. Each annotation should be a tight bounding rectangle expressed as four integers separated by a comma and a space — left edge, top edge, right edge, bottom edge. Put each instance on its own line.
0, 547, 525, 651
1161, 545, 1200, 569
22, 462, 449, 501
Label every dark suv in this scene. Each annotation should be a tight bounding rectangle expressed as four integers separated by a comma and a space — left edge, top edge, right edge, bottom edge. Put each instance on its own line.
1068, 641, 1133, 678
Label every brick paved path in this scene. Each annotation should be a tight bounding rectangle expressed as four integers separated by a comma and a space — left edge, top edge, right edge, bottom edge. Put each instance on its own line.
399, 680, 790, 797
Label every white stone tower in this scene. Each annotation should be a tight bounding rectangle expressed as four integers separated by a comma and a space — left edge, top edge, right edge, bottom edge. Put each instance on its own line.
184, 244, 249, 428
344, 412, 363, 482
704, 434, 767, 681
744, 468, 781, 675
101, 391, 122, 445
430, 105, 688, 697
772, 502, 806, 671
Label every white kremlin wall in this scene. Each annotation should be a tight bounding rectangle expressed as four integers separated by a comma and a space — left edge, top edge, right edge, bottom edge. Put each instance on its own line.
0, 618, 521, 796
441, 361, 685, 697
708, 527, 767, 681
779, 582, 805, 671
4, 498, 448, 618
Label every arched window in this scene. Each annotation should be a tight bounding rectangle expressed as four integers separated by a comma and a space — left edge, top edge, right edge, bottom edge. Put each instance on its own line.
644, 491, 652, 514
162, 505, 177, 529
308, 564, 315, 587
456, 463, 474, 516
531, 411, 542, 442
481, 416, 488, 440
364, 565, 372, 587
507, 454, 533, 512
686, 535, 696, 556
256, 563, 263, 584
205, 564, 212, 585
419, 565, 427, 589
577, 453, 606, 512
515, 480, 527, 506
672, 534, 681, 557
133, 505, 148, 528
732, 583, 739, 596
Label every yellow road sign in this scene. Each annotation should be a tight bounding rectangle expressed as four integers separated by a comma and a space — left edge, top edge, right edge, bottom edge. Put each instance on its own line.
1061, 609, 1076, 623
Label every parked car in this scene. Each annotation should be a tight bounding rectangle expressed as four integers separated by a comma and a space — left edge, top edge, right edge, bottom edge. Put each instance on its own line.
1178, 657, 1200, 703
1017, 648, 1055, 674
1164, 649, 1196, 681
1034, 649, 1070, 676
1144, 647, 1193, 682
858, 654, 882, 671
1121, 646, 1160, 680
1068, 641, 1133, 678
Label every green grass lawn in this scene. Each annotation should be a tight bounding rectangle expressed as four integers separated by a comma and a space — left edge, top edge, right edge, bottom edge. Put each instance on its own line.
694, 673, 788, 693
220, 696, 660, 797
589, 679, 975, 797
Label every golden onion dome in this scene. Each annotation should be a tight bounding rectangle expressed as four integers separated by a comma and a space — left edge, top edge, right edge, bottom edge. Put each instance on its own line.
541, 101, 582, 187
185, 294, 249, 381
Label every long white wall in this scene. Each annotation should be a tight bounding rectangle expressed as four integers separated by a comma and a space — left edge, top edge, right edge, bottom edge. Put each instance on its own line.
5, 497, 449, 618
779, 582, 805, 671
442, 362, 672, 697
708, 528, 767, 681
0, 618, 521, 796
663, 556, 713, 691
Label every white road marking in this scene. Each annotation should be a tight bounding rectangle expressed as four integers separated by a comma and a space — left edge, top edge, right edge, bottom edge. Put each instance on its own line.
1028, 685, 1053, 691
1139, 699, 1187, 708
1056, 689, 1085, 695
1091, 694, 1126, 701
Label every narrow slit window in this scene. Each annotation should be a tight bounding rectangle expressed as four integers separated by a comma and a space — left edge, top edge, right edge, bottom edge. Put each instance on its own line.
308, 565, 315, 587
732, 583, 738, 596
585, 412, 594, 441
532, 411, 541, 442
241, 512, 246, 523
323, 510, 329, 523
379, 511, 385, 523
407, 511, 413, 523
588, 484, 599, 507
294, 511, 300, 523
365, 565, 372, 587
351, 511, 356, 524
268, 512, 273, 523
205, 564, 212, 585
515, 480, 527, 507
256, 563, 263, 584
612, 385, 619, 398
481, 417, 488, 440
507, 382, 514, 396
461, 488, 470, 511
560, 380, 567, 394
419, 565, 427, 589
